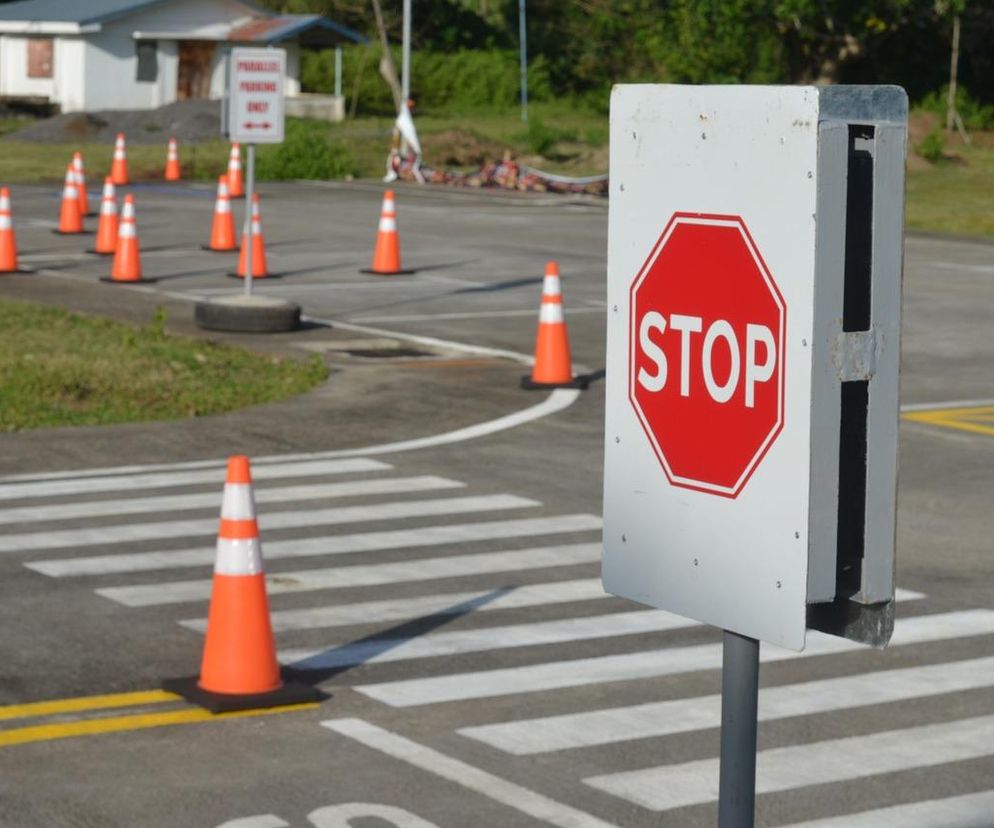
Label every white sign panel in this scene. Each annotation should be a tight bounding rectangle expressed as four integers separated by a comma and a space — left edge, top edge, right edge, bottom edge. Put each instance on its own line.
227, 48, 286, 144
603, 85, 905, 651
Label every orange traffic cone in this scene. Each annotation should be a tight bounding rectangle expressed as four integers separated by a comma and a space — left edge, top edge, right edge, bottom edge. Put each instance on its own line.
361, 190, 413, 275
162, 456, 322, 713
202, 175, 236, 252
102, 194, 154, 283
231, 193, 275, 278
89, 177, 118, 255
110, 133, 129, 185
164, 137, 181, 181
72, 152, 92, 217
227, 143, 244, 198
521, 261, 588, 390
54, 164, 83, 235
0, 187, 29, 273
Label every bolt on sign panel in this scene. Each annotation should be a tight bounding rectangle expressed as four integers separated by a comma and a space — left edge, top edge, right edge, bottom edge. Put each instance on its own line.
603, 85, 906, 651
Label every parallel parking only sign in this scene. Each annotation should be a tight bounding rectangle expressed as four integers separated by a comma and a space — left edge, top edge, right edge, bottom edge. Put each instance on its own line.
227, 48, 286, 145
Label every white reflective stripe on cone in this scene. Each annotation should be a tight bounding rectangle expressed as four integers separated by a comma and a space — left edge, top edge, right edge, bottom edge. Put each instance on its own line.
65, 185, 78, 199
542, 275, 561, 297
382, 198, 396, 213
217, 200, 231, 214
118, 222, 136, 239
100, 200, 116, 215
121, 201, 134, 220
0, 215, 11, 230
215, 537, 263, 576
220, 483, 255, 520
539, 302, 565, 324
379, 217, 397, 232
0, 195, 9, 210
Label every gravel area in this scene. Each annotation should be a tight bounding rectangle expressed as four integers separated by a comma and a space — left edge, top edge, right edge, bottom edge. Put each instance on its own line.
3, 100, 222, 144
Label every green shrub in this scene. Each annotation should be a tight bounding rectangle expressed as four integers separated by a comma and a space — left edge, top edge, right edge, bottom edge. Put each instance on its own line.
301, 47, 551, 116
519, 117, 577, 156
918, 85, 994, 131
254, 118, 356, 180
916, 126, 946, 164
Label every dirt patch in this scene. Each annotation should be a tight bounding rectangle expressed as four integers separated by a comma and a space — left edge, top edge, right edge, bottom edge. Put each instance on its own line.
420, 129, 506, 167
3, 100, 222, 145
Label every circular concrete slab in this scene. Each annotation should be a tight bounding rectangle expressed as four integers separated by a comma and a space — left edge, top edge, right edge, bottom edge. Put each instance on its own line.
194, 293, 301, 333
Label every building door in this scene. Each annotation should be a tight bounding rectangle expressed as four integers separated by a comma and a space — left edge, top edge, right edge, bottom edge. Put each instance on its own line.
177, 41, 214, 99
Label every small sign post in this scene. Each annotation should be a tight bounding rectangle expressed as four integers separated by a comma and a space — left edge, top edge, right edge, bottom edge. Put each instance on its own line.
225, 47, 286, 296
604, 85, 907, 826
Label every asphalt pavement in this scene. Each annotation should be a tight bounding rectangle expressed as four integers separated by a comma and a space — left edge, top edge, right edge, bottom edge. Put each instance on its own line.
0, 180, 991, 827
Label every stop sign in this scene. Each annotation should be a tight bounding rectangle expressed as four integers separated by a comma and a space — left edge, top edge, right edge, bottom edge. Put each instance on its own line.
629, 213, 786, 498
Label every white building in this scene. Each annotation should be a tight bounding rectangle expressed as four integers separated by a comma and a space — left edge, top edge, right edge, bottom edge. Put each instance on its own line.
0, 0, 364, 113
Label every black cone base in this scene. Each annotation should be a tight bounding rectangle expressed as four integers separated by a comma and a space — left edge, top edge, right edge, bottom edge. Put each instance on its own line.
52, 229, 93, 236
0, 267, 35, 274
520, 374, 591, 391
360, 267, 416, 276
226, 272, 283, 280
162, 674, 326, 714
201, 244, 237, 253
85, 249, 114, 255
99, 276, 158, 284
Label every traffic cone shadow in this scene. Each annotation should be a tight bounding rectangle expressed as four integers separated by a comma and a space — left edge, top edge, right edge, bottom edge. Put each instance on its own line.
228, 193, 281, 278
87, 177, 118, 255
360, 190, 415, 275
0, 187, 32, 273
163, 456, 325, 713
100, 194, 156, 284
202, 175, 236, 252
521, 261, 590, 390
53, 164, 88, 235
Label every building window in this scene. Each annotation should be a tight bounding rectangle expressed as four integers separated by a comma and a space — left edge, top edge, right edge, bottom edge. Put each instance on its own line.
136, 40, 158, 82
27, 38, 54, 78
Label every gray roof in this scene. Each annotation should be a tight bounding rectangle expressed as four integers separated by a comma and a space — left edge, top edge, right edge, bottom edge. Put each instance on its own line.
0, 0, 179, 25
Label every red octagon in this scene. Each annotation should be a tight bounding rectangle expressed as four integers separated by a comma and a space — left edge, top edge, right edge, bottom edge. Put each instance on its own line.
629, 213, 786, 498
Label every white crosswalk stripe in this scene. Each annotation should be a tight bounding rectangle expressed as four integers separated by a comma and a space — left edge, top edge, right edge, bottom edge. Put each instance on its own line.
0, 475, 463, 525
584, 714, 994, 811
28, 514, 603, 577
0, 493, 539, 553
355, 608, 994, 707
4, 450, 992, 825
459, 653, 994, 755
182, 578, 610, 634
97, 541, 602, 606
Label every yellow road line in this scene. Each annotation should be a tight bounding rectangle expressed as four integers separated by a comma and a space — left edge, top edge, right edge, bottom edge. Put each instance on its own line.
0, 689, 178, 721
0, 702, 319, 748
903, 406, 994, 438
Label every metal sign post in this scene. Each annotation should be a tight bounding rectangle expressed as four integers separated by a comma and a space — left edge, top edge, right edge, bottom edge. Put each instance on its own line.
225, 47, 286, 297
603, 85, 907, 826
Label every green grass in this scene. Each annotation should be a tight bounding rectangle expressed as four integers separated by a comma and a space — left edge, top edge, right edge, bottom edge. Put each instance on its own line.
1, 108, 992, 238
0, 302, 327, 431
905, 141, 994, 237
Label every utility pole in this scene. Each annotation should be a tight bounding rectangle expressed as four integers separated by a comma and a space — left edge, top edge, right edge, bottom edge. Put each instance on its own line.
518, 0, 528, 123
946, 14, 960, 132
402, 0, 411, 106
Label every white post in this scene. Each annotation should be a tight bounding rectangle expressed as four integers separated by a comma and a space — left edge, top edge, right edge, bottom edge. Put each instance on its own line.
401, 0, 412, 106
334, 45, 342, 98
244, 144, 255, 297
518, 0, 528, 123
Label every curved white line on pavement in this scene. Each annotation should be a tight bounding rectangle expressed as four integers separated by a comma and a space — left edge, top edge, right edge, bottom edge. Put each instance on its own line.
323, 387, 581, 458
0, 389, 582, 483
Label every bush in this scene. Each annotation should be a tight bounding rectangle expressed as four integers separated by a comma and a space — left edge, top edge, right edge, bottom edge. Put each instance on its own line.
254, 118, 356, 180
519, 117, 577, 155
916, 127, 946, 164
918, 85, 994, 131
301, 47, 551, 116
